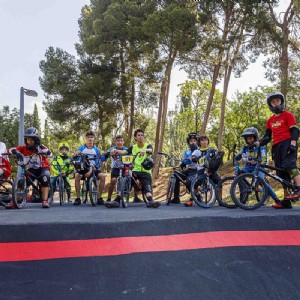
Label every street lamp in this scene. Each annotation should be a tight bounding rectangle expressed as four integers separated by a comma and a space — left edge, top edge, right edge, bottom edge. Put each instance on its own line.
18, 87, 38, 146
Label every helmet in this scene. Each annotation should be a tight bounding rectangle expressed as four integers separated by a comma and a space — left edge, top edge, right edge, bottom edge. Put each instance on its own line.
24, 127, 40, 148
58, 142, 70, 152
198, 134, 210, 145
241, 127, 259, 142
267, 92, 285, 114
141, 157, 154, 170
186, 132, 199, 144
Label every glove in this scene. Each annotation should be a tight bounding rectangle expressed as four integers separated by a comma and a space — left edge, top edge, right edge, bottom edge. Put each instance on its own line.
46, 150, 51, 155
16, 153, 23, 161
11, 149, 17, 155
259, 137, 269, 146
190, 144, 198, 152
287, 144, 297, 155
191, 156, 198, 163
180, 162, 186, 170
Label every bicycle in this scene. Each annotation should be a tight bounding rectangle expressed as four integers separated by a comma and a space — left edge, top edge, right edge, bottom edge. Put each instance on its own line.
190, 157, 218, 208
114, 155, 134, 208
72, 154, 99, 206
216, 144, 240, 208
230, 145, 296, 210
157, 152, 188, 205
51, 162, 71, 205
11, 152, 54, 209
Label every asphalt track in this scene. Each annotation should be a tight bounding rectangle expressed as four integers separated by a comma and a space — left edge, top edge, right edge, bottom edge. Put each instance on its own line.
0, 202, 300, 300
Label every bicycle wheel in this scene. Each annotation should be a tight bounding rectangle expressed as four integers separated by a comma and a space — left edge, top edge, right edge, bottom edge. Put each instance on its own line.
120, 177, 130, 208
216, 176, 238, 208
166, 176, 176, 205
89, 176, 98, 206
190, 176, 217, 208
0, 180, 13, 207
81, 180, 88, 204
57, 176, 65, 205
48, 182, 54, 205
12, 177, 27, 209
230, 173, 268, 210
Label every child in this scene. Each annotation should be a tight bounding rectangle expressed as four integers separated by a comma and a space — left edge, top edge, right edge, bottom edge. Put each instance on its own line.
51, 142, 73, 203
73, 131, 106, 206
103, 135, 128, 202
171, 132, 199, 204
9, 127, 52, 208
0, 141, 11, 180
236, 126, 280, 203
185, 134, 222, 207
260, 92, 300, 209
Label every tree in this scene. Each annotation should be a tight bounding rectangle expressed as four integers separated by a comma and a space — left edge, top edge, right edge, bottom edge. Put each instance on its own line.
0, 106, 19, 147
143, 0, 198, 178
32, 103, 41, 132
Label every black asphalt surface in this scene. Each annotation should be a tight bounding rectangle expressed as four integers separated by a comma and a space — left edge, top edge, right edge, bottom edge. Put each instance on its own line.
0, 201, 300, 300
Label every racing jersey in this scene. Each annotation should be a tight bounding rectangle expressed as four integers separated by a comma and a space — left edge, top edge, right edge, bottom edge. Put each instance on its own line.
76, 144, 101, 169
104, 146, 128, 169
126, 144, 152, 174
236, 145, 267, 165
0, 142, 11, 179
51, 155, 73, 176
266, 110, 297, 146
9, 144, 51, 169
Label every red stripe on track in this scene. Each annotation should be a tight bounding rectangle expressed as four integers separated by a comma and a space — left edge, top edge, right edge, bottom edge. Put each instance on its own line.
1, 230, 300, 262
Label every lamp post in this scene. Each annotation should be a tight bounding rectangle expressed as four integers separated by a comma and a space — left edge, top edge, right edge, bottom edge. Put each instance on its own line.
18, 87, 38, 146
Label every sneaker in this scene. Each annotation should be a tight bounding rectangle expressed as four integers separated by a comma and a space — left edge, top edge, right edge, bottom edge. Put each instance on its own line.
133, 196, 143, 203
73, 198, 81, 206
170, 197, 181, 204
68, 199, 73, 203
5, 201, 16, 209
284, 189, 300, 201
272, 200, 292, 209
97, 198, 105, 205
106, 198, 111, 203
42, 200, 50, 208
104, 200, 120, 208
184, 199, 193, 207
146, 200, 160, 208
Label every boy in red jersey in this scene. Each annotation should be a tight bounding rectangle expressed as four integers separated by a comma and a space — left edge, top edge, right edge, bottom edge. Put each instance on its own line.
9, 127, 52, 208
260, 92, 300, 209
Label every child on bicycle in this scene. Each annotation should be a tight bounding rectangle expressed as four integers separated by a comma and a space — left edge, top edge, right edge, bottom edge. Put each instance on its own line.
51, 142, 73, 203
105, 128, 160, 208
171, 132, 198, 204
0, 141, 11, 180
102, 135, 128, 203
260, 92, 300, 209
236, 126, 280, 203
184, 134, 222, 207
9, 127, 52, 208
73, 131, 106, 206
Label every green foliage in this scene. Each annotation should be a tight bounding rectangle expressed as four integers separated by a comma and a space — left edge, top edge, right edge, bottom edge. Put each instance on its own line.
0, 106, 19, 147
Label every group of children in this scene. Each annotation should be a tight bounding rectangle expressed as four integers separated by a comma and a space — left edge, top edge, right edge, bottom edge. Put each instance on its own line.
0, 91, 299, 209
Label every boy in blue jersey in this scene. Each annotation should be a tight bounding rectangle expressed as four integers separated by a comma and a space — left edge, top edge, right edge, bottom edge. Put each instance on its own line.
103, 135, 128, 202
171, 132, 198, 204
73, 131, 106, 205
235, 127, 280, 203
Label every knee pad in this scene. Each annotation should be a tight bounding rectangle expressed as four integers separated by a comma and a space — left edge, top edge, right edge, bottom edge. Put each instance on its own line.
287, 168, 300, 178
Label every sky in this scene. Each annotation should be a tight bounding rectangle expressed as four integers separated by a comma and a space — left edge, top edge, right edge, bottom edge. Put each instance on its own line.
0, 0, 289, 129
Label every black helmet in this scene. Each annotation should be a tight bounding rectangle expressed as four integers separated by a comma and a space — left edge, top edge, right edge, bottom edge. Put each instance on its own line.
241, 127, 259, 142
198, 134, 210, 145
24, 127, 40, 147
141, 157, 154, 170
267, 92, 285, 114
186, 132, 199, 144
73, 154, 90, 174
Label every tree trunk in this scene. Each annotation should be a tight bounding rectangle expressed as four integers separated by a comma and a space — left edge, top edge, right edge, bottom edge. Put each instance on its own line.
128, 78, 135, 145
152, 51, 176, 179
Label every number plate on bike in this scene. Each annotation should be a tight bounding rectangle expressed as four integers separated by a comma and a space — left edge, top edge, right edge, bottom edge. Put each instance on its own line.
122, 155, 134, 165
